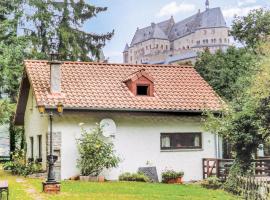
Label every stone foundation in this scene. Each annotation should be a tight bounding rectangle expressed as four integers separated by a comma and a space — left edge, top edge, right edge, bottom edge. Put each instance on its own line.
42, 182, 61, 194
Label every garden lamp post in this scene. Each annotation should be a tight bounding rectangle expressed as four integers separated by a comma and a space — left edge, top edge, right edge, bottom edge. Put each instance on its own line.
38, 102, 63, 193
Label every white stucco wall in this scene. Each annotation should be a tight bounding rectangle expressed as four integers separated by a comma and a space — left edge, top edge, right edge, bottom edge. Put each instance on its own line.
24, 87, 48, 169
49, 111, 217, 182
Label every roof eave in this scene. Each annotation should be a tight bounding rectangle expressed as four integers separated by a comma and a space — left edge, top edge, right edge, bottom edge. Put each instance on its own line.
44, 106, 221, 115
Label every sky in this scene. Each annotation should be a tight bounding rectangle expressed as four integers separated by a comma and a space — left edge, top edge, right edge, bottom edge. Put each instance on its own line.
85, 0, 270, 63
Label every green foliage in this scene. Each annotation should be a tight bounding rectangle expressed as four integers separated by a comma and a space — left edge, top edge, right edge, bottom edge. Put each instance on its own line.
26, 0, 113, 61
77, 125, 120, 176
201, 176, 222, 190
204, 41, 270, 175
0, 100, 13, 124
161, 170, 184, 183
0, 0, 28, 102
231, 8, 270, 49
3, 149, 42, 176
119, 172, 150, 182
195, 47, 257, 101
9, 112, 24, 153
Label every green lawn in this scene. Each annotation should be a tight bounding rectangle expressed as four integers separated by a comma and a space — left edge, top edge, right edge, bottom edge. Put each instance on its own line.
0, 169, 239, 200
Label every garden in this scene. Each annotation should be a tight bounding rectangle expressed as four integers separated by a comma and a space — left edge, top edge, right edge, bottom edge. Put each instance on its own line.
0, 167, 238, 200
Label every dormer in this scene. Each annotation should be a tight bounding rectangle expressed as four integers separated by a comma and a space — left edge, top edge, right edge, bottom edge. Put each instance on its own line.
124, 69, 154, 96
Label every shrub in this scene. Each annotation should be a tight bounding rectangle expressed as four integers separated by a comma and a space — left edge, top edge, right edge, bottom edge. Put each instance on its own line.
3, 150, 42, 176
77, 125, 120, 176
119, 172, 150, 182
201, 177, 222, 189
161, 170, 184, 183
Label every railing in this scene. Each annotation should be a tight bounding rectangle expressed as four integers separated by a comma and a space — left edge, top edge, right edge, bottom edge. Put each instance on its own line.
203, 158, 270, 181
0, 156, 10, 163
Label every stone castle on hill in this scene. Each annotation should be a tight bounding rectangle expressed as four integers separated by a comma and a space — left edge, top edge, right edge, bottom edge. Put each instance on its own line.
123, 1, 230, 64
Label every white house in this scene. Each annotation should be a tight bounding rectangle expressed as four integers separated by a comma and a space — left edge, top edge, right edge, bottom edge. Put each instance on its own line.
14, 60, 223, 181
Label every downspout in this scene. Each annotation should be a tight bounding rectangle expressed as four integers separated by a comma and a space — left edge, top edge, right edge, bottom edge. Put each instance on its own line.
214, 133, 217, 158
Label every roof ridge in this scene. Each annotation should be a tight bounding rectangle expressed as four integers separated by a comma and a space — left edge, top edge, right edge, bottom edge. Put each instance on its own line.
24, 59, 193, 68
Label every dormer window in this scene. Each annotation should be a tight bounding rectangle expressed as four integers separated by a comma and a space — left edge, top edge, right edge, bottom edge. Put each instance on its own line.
136, 85, 149, 96
123, 69, 154, 97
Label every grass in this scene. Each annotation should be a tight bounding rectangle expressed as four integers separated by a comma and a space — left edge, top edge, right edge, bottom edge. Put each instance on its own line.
0, 169, 239, 200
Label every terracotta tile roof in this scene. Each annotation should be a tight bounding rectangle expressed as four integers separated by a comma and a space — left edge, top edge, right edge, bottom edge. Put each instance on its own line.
23, 60, 223, 112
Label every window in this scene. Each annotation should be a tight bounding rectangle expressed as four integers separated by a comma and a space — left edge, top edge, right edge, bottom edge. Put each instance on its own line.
30, 137, 34, 159
38, 135, 42, 160
160, 133, 202, 150
136, 85, 149, 96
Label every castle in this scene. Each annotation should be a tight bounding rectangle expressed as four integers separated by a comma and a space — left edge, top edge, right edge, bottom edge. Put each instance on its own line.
123, 1, 229, 64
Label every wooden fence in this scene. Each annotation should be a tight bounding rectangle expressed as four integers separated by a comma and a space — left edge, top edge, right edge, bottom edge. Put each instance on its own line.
203, 158, 270, 181
236, 176, 270, 200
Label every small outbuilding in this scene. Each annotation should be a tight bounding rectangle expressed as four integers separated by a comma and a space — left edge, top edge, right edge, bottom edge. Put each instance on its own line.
14, 60, 223, 181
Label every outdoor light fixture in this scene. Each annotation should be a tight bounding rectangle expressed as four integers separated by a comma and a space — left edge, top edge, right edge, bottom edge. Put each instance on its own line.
56, 102, 64, 114
37, 104, 45, 114
39, 102, 64, 193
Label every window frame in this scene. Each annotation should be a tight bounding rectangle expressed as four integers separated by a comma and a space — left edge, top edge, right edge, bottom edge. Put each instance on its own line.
37, 135, 42, 160
136, 84, 150, 96
160, 132, 202, 150
30, 136, 34, 159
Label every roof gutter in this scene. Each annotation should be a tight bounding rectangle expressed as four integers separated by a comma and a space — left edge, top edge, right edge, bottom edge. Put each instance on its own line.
44, 106, 221, 115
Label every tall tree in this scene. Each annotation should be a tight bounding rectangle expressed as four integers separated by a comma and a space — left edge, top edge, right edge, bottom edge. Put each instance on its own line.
195, 47, 257, 101
0, 0, 28, 102
231, 8, 270, 49
26, 0, 114, 61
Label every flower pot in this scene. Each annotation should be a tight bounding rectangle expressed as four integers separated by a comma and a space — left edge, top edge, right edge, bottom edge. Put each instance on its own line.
167, 177, 183, 184
80, 175, 105, 182
88, 176, 98, 182
80, 176, 90, 181
98, 176, 105, 182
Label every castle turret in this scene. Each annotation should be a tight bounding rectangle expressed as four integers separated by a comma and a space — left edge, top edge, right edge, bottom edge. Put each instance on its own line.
123, 43, 129, 63
205, 0, 209, 10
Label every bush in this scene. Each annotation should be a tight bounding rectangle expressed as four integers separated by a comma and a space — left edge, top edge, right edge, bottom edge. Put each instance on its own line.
119, 172, 150, 182
3, 150, 42, 176
201, 177, 222, 189
77, 125, 120, 176
161, 170, 184, 183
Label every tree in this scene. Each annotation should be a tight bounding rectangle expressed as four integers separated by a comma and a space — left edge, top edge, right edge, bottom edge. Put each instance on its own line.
0, 0, 28, 102
26, 0, 114, 61
204, 41, 270, 193
231, 8, 270, 49
195, 47, 257, 101
77, 125, 120, 176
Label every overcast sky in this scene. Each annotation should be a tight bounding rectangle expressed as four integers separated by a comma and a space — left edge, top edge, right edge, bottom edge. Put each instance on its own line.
85, 0, 270, 63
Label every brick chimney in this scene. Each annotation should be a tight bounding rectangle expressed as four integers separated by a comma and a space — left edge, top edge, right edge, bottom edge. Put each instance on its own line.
49, 61, 62, 94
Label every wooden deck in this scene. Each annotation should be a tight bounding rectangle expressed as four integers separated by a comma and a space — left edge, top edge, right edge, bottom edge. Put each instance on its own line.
203, 158, 270, 180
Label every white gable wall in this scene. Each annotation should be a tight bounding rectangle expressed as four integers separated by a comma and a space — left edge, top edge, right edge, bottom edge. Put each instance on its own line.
24, 87, 48, 169
51, 111, 218, 182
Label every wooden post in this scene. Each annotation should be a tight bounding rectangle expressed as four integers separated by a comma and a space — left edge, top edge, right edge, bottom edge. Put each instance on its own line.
216, 159, 220, 179
202, 159, 205, 179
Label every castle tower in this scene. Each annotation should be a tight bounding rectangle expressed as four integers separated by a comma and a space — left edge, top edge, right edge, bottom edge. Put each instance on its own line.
205, 0, 209, 10
123, 43, 129, 63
